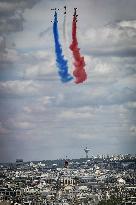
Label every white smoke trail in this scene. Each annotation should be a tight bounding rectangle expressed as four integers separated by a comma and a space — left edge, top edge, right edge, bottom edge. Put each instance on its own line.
63, 11, 66, 42
63, 6, 73, 75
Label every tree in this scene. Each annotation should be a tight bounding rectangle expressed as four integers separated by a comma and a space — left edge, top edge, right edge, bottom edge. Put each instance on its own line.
98, 196, 122, 205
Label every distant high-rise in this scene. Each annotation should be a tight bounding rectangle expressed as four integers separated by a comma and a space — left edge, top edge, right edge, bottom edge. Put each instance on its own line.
64, 156, 69, 168
16, 159, 23, 167
84, 147, 90, 158
16, 159, 23, 163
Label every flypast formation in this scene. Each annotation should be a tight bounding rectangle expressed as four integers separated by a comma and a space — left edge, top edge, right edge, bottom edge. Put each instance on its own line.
52, 7, 87, 84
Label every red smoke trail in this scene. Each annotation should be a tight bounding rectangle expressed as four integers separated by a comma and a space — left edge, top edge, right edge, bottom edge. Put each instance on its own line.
69, 10, 87, 84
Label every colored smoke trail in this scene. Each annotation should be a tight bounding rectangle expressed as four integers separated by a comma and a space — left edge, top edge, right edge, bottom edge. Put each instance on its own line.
69, 10, 87, 84
53, 11, 73, 83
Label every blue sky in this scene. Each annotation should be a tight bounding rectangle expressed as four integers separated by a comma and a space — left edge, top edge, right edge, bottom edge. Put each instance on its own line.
0, 0, 136, 162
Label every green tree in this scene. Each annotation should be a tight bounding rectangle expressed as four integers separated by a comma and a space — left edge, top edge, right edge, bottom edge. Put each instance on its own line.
98, 196, 122, 205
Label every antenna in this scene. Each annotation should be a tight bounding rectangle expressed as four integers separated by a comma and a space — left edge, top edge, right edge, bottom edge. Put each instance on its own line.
84, 147, 90, 158
64, 155, 68, 168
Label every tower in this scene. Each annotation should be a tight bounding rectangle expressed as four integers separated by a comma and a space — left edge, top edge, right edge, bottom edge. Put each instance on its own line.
84, 147, 90, 158
64, 156, 69, 168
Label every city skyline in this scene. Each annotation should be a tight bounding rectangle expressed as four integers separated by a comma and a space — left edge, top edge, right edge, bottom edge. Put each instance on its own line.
0, 0, 136, 162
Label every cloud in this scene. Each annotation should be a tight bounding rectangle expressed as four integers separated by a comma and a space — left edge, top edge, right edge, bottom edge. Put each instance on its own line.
0, 122, 10, 134
0, 36, 5, 51
0, 1, 39, 13
59, 110, 93, 120
125, 101, 136, 109
59, 106, 102, 120
24, 58, 55, 79
80, 20, 136, 57
0, 11, 24, 34
23, 105, 46, 114
0, 0, 136, 161
39, 27, 52, 38
0, 80, 44, 96
23, 96, 55, 114
6, 118, 35, 130
130, 126, 136, 134
0, 48, 20, 63
0, 0, 40, 63
0, 49, 56, 81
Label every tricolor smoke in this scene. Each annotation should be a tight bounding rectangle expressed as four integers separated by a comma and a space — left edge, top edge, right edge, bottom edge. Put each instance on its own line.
53, 10, 73, 83
69, 9, 87, 84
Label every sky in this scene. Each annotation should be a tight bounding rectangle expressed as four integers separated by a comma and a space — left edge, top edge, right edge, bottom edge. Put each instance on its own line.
0, 0, 136, 162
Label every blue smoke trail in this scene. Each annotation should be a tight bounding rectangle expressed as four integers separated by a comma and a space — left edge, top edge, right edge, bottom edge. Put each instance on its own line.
53, 11, 73, 82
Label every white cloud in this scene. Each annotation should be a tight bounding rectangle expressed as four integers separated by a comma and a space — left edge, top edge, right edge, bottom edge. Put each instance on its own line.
0, 122, 10, 134
118, 20, 136, 29
0, 48, 20, 63
23, 105, 46, 114
80, 20, 136, 56
93, 62, 113, 74
0, 80, 43, 96
5, 117, 36, 130
40, 96, 56, 105
59, 110, 93, 119
130, 126, 136, 134
125, 101, 136, 109
23, 96, 55, 114
25, 60, 55, 78
0, 0, 136, 161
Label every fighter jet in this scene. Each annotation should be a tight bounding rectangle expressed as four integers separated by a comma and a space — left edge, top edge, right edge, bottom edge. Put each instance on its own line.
64, 6, 66, 14
73, 8, 77, 16
73, 8, 78, 22
51, 8, 59, 22
51, 8, 59, 11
